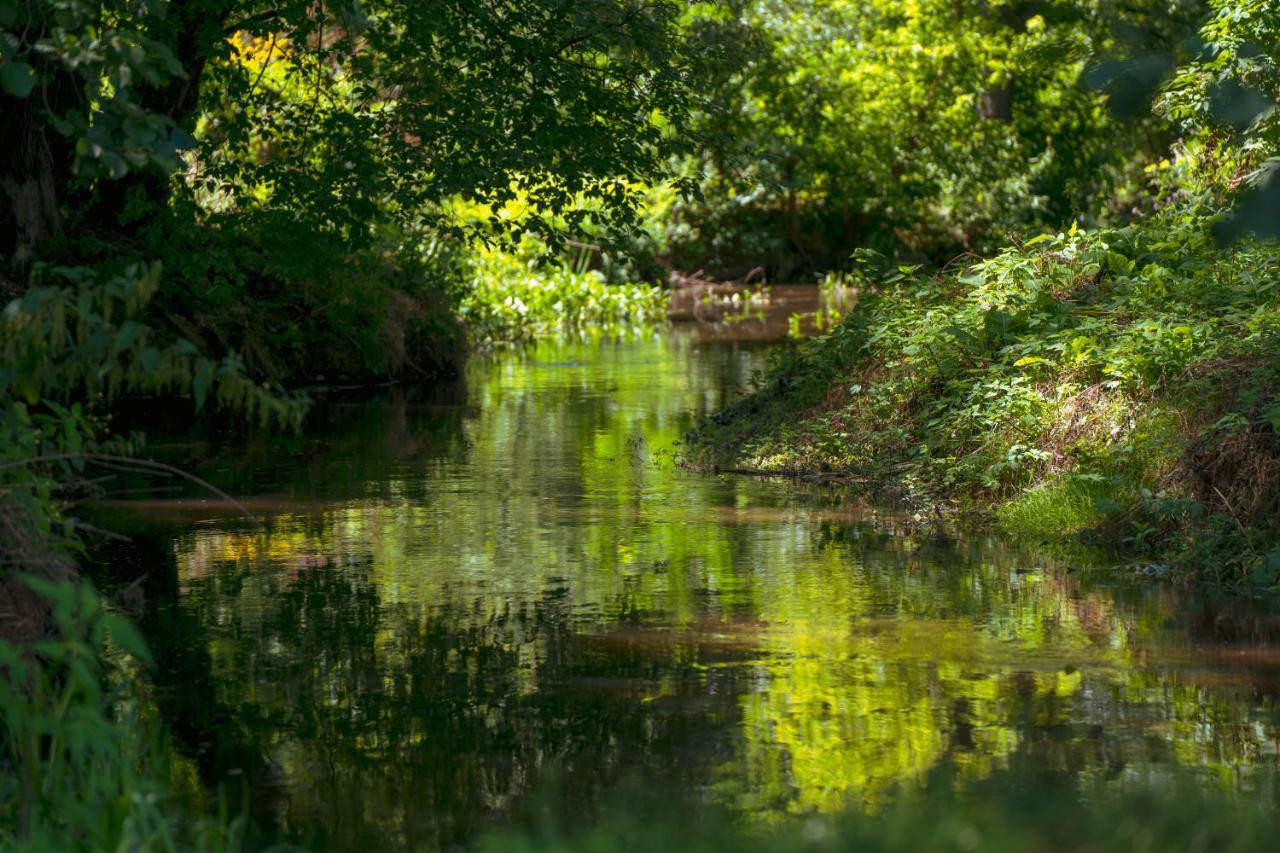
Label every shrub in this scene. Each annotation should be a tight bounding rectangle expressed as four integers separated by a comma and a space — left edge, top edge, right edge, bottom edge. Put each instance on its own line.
0, 578, 244, 851
690, 210, 1280, 585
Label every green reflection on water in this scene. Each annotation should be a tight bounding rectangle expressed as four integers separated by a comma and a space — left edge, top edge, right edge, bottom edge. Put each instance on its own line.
98, 332, 1280, 849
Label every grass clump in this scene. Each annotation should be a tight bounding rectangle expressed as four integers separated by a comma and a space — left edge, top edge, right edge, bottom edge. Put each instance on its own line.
688, 212, 1280, 586
997, 475, 1123, 539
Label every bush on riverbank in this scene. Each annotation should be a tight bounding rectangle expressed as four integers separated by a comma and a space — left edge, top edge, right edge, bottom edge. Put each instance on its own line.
0, 579, 243, 851
687, 212, 1280, 586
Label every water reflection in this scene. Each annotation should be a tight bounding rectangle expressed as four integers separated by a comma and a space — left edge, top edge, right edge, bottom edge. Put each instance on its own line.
93, 331, 1280, 848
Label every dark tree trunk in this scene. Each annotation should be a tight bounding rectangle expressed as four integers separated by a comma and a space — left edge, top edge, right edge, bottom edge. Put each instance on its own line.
974, 1, 1040, 123
977, 85, 1013, 121
1, 78, 78, 258
1, 143, 60, 251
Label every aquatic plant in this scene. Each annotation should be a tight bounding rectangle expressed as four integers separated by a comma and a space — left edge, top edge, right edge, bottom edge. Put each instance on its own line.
461, 240, 669, 346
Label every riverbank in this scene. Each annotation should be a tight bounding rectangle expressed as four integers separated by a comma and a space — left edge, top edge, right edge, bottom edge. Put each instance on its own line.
686, 214, 1280, 588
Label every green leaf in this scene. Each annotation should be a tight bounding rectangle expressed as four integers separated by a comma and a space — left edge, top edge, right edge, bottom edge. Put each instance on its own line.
114, 321, 146, 352
103, 613, 153, 666
0, 61, 36, 98
192, 360, 213, 410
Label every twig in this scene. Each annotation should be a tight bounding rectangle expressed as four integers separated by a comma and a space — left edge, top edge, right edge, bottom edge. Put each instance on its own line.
1213, 486, 1248, 534
67, 520, 132, 543
1, 453, 262, 529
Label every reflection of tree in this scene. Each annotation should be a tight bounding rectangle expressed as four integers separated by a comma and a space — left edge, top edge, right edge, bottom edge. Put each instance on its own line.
97, 336, 1280, 846
725, 545, 1280, 818
89, 535, 285, 837
174, 559, 746, 849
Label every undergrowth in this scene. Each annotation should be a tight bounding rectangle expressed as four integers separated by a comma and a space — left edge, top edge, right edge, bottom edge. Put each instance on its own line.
688, 212, 1280, 586
0, 578, 244, 851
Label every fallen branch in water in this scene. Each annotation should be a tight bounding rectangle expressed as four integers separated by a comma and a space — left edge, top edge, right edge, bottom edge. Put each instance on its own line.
1, 453, 262, 529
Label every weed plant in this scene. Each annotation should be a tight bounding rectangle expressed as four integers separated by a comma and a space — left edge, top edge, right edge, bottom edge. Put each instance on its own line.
0, 578, 244, 851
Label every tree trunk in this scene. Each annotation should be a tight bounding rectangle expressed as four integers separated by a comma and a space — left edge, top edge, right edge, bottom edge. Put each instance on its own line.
0, 95, 68, 257
977, 84, 1013, 121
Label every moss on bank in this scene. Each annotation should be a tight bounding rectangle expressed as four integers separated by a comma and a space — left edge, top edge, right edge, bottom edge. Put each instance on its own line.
687, 215, 1280, 587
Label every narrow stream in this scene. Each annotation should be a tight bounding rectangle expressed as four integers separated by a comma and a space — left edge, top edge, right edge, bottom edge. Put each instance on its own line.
93, 318, 1280, 849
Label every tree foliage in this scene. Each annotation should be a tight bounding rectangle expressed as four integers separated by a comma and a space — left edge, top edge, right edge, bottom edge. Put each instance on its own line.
659, 0, 1207, 277
1, 0, 741, 257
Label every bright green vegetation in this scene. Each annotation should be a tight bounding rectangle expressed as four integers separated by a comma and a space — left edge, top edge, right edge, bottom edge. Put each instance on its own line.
690, 217, 1280, 584
689, 0, 1280, 585
653, 0, 1201, 278
461, 241, 668, 345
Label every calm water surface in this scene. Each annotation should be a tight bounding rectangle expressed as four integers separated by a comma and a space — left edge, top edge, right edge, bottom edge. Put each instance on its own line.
94, 323, 1280, 849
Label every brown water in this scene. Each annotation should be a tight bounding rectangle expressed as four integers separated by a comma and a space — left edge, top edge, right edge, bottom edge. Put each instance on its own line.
90, 312, 1280, 849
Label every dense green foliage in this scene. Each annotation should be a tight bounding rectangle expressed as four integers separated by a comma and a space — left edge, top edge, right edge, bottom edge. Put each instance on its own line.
689, 0, 1280, 584
1, 0, 731, 381
690, 214, 1280, 582
655, 0, 1202, 278
0, 579, 242, 851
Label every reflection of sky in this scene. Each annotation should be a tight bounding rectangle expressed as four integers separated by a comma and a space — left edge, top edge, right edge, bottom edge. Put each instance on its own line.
134, 333, 1280, 845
